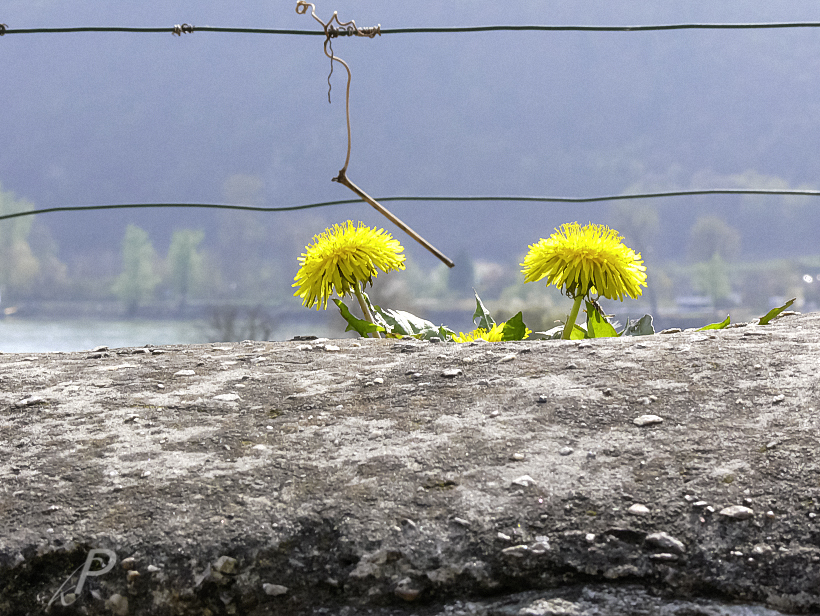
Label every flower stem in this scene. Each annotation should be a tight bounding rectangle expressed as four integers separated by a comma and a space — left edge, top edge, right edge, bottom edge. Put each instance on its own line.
562, 295, 584, 340
354, 283, 383, 339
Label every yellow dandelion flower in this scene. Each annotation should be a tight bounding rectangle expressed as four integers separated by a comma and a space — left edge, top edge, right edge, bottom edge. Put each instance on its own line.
293, 221, 406, 310
453, 322, 531, 343
452, 329, 483, 343
520, 222, 646, 301
453, 324, 500, 343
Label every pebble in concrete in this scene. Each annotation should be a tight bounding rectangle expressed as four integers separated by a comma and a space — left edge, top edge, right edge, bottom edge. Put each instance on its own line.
628, 504, 651, 516
213, 393, 241, 402
633, 415, 663, 427
650, 553, 679, 562
214, 555, 237, 574
263, 583, 288, 596
394, 577, 421, 601
501, 544, 530, 558
512, 475, 537, 488
519, 597, 581, 616
719, 505, 754, 520
531, 537, 551, 554
441, 368, 463, 378
645, 532, 686, 554
106, 594, 129, 616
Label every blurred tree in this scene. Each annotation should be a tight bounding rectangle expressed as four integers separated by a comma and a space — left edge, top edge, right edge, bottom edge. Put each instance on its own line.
27, 223, 70, 300
205, 305, 275, 342
0, 183, 40, 300
166, 229, 205, 311
692, 252, 732, 307
609, 201, 660, 317
609, 202, 659, 256
688, 215, 741, 262
215, 174, 283, 301
112, 224, 160, 316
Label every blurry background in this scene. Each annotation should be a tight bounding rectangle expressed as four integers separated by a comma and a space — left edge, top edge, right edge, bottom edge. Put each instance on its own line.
2, 1, 820, 351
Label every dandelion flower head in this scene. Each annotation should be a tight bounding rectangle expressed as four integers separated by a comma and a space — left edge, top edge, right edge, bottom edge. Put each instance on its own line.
521, 222, 646, 301
293, 221, 405, 310
453, 322, 531, 343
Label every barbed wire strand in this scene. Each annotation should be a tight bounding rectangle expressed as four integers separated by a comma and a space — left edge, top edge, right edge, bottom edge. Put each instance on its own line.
1, 188, 818, 224
5, 19, 820, 260
7, 22, 820, 36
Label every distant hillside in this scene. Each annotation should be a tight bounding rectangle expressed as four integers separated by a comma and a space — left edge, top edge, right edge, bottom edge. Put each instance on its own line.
2, 1, 820, 269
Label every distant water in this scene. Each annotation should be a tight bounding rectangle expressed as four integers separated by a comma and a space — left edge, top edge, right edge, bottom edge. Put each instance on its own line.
0, 319, 346, 353
0, 319, 206, 353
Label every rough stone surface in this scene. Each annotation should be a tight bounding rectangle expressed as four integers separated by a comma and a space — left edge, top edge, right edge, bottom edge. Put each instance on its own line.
2, 313, 820, 615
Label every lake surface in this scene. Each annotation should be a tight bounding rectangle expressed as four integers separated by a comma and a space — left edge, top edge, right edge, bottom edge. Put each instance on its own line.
0, 318, 343, 353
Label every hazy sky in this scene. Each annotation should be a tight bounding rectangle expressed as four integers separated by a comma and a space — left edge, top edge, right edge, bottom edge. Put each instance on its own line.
3, 1, 820, 268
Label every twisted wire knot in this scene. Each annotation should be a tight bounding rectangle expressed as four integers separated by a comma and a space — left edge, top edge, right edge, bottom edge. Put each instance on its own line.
172, 23, 194, 36
0, 24, 7, 36
327, 24, 381, 38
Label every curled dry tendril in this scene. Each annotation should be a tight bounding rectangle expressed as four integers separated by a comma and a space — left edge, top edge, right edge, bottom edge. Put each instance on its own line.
296, 1, 365, 171
295, 2, 453, 268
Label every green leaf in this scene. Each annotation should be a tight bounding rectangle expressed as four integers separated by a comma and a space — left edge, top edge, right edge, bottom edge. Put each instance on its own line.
333, 299, 384, 337
437, 325, 456, 341
620, 315, 655, 336
585, 301, 618, 338
699, 315, 730, 331
570, 323, 587, 340
539, 326, 564, 339
370, 305, 415, 335
501, 311, 529, 341
758, 297, 796, 325
472, 291, 495, 331
540, 322, 587, 340
359, 293, 403, 337
369, 302, 455, 340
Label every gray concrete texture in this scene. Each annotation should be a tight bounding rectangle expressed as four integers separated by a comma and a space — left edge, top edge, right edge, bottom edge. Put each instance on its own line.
1, 312, 820, 615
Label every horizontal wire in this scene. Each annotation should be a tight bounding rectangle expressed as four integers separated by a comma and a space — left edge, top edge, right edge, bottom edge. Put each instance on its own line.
5, 22, 820, 37
381, 22, 820, 34
0, 189, 817, 223
0, 201, 354, 222
383, 188, 820, 203
1, 26, 325, 36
